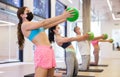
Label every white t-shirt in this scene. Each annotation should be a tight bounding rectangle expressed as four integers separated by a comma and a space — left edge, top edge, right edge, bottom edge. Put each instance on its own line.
77, 40, 90, 55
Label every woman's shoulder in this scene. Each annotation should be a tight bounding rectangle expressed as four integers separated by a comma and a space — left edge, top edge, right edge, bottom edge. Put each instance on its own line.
21, 22, 29, 27
22, 21, 32, 26
21, 21, 34, 30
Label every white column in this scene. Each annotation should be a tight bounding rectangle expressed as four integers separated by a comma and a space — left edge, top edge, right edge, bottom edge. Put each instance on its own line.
51, 0, 56, 17
24, 0, 34, 12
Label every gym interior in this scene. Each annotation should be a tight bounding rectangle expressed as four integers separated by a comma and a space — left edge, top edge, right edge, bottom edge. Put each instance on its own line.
0, 0, 120, 77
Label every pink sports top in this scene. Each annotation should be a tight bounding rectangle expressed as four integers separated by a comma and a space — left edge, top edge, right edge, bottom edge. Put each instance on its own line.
91, 40, 99, 46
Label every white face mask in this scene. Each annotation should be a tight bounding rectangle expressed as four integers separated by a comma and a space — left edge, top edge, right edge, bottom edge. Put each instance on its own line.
58, 29, 62, 34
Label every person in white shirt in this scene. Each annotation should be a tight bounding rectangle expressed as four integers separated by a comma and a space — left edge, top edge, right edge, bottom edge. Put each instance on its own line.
74, 26, 90, 70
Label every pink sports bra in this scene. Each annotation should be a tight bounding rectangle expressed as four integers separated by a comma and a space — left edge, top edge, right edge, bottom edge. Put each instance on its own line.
91, 40, 99, 46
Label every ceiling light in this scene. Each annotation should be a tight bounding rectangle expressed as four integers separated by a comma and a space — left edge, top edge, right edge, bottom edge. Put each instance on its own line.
107, 0, 120, 20
107, 0, 112, 11
112, 13, 120, 20
0, 71, 4, 73
68, 0, 72, 3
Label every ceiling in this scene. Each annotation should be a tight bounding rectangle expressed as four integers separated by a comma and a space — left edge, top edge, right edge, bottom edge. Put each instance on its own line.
0, 0, 120, 26
61, 0, 120, 21
91, 0, 120, 21
111, 0, 120, 19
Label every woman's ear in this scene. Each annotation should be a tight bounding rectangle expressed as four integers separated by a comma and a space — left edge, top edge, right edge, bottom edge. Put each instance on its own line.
20, 14, 27, 18
53, 30, 57, 33
20, 14, 24, 18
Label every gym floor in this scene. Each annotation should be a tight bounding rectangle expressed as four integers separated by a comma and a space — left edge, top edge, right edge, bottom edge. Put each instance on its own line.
0, 58, 120, 77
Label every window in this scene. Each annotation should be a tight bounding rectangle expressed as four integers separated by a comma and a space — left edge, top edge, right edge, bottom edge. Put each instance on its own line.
55, 0, 67, 36
33, 0, 51, 18
0, 0, 23, 8
55, 0, 66, 16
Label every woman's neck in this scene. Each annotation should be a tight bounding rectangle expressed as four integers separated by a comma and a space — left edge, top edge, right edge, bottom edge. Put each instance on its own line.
23, 18, 29, 22
55, 33, 61, 36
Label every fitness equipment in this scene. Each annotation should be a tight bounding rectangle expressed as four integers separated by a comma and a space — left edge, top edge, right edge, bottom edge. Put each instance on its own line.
103, 34, 108, 39
87, 32, 94, 40
66, 7, 79, 22
109, 38, 114, 43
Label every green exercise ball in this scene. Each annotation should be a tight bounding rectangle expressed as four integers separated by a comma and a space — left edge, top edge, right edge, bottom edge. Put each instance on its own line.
109, 38, 114, 43
66, 7, 79, 22
87, 32, 94, 40
103, 34, 108, 39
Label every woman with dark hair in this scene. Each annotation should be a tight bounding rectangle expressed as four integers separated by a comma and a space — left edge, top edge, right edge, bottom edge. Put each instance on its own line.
49, 25, 89, 77
17, 6, 73, 77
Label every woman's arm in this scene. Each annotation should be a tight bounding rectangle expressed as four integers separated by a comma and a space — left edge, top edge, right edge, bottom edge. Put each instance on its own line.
77, 34, 89, 41
57, 36, 83, 44
43, 10, 74, 28
23, 10, 73, 30
92, 35, 104, 41
99, 39, 111, 43
56, 36, 76, 44
44, 19, 66, 29
57, 34, 89, 44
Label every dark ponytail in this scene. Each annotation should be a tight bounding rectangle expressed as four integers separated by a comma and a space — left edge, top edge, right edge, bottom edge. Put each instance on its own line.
49, 26, 57, 43
17, 22, 24, 49
17, 7, 27, 49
